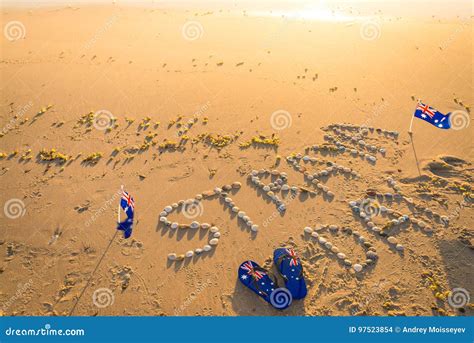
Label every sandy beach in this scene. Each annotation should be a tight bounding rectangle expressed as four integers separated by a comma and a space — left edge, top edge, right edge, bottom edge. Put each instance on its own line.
0, 1, 473, 316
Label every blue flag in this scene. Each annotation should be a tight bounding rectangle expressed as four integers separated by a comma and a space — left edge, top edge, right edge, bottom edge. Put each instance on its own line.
117, 217, 133, 239
117, 186, 134, 238
414, 102, 451, 129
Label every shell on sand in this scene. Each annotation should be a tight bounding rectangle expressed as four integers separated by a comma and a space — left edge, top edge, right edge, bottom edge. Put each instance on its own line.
232, 182, 242, 189
304, 227, 313, 234
201, 223, 210, 229
164, 205, 173, 213
185, 250, 194, 258
195, 248, 203, 254
251, 224, 259, 232
168, 253, 177, 261
387, 236, 398, 244
209, 238, 219, 246
337, 253, 346, 260
171, 222, 179, 230
210, 226, 219, 233
353, 264, 363, 272
237, 211, 246, 218
190, 221, 200, 229
203, 245, 212, 252
396, 244, 404, 251
311, 232, 319, 238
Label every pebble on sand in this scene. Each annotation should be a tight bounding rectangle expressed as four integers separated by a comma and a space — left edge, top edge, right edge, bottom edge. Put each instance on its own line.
387, 236, 398, 244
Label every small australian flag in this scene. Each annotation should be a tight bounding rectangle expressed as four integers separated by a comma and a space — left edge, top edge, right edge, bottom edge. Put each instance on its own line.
414, 102, 451, 129
117, 186, 134, 239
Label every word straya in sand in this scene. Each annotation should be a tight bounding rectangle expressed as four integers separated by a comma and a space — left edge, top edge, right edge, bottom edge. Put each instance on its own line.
160, 182, 259, 262
286, 154, 360, 184
303, 225, 378, 273
248, 169, 304, 212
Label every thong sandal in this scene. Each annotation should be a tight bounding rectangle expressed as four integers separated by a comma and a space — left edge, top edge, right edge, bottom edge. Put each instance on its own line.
273, 248, 308, 299
238, 260, 293, 310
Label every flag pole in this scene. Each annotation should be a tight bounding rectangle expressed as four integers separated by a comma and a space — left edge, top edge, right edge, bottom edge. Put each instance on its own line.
408, 114, 415, 134
409, 99, 421, 134
69, 186, 124, 316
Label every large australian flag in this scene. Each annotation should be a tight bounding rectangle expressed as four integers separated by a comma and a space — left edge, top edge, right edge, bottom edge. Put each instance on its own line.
414, 102, 451, 129
117, 186, 134, 239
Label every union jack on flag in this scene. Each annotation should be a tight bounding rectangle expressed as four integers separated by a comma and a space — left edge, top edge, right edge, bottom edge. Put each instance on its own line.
414, 102, 451, 130
240, 261, 265, 280
117, 186, 135, 239
286, 248, 300, 266
120, 186, 135, 218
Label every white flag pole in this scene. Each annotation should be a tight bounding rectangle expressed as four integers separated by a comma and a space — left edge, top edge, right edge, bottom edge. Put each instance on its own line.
409, 99, 422, 134
408, 114, 415, 134
118, 185, 123, 223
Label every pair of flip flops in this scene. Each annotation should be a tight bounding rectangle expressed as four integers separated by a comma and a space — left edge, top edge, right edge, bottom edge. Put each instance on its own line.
238, 248, 307, 310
